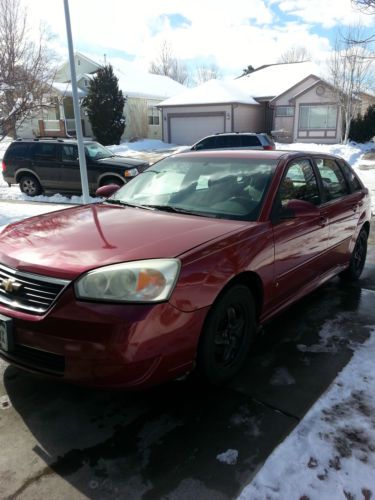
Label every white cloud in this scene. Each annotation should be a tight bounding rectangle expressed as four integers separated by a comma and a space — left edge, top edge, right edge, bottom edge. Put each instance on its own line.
22, 0, 375, 78
274, 0, 375, 28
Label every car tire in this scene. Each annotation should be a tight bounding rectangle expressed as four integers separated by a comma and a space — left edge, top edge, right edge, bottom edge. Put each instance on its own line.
19, 174, 42, 196
197, 284, 256, 385
340, 228, 368, 281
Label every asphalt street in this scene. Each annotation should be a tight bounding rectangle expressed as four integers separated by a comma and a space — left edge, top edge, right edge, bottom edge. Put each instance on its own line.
0, 220, 374, 500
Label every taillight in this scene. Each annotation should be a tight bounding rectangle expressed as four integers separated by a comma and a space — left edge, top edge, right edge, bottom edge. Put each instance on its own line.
263, 145, 274, 151
1, 160, 6, 172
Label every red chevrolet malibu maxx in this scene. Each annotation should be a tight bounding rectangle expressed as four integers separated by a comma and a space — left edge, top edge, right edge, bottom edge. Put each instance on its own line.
0, 150, 371, 389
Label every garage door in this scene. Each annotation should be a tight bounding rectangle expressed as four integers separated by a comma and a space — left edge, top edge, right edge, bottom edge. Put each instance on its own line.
170, 115, 225, 145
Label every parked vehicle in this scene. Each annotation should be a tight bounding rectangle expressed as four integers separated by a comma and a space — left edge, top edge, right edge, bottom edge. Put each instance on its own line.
190, 132, 275, 151
0, 150, 370, 389
1, 138, 149, 196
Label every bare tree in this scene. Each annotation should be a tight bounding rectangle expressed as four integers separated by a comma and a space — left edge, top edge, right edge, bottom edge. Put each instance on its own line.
0, 0, 56, 139
278, 46, 311, 63
328, 25, 374, 143
149, 41, 189, 85
352, 0, 375, 12
194, 63, 221, 84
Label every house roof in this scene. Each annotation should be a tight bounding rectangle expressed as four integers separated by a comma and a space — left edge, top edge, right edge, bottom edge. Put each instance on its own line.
158, 79, 259, 107
159, 61, 324, 107
235, 61, 322, 99
112, 59, 186, 99
52, 82, 87, 98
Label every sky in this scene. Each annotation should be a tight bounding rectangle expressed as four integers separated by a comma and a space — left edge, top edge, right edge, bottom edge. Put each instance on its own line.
22, 0, 375, 79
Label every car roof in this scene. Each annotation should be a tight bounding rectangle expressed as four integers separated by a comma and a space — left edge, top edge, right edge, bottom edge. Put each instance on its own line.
174, 149, 343, 161
10, 138, 96, 145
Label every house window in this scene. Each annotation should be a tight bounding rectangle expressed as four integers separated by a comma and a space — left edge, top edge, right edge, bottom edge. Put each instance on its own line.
84, 79, 89, 88
275, 106, 294, 117
299, 105, 337, 129
148, 107, 160, 125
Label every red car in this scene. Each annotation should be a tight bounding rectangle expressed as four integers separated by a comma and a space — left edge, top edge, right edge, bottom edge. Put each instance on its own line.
0, 150, 371, 389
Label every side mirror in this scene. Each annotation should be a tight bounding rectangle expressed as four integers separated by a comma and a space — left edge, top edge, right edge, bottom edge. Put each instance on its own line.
95, 184, 120, 198
272, 199, 320, 223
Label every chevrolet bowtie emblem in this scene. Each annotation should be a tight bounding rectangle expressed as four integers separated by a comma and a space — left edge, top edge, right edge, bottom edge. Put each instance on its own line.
0, 278, 22, 294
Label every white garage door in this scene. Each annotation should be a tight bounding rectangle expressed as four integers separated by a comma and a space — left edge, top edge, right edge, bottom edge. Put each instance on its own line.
170, 115, 225, 145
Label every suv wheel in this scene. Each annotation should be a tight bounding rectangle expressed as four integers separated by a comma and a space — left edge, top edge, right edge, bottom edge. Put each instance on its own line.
19, 174, 43, 196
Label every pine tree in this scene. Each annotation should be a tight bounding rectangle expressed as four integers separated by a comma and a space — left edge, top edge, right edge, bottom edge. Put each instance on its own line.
83, 64, 125, 145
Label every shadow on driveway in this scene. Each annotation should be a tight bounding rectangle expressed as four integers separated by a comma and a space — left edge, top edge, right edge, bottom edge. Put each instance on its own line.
1, 254, 375, 499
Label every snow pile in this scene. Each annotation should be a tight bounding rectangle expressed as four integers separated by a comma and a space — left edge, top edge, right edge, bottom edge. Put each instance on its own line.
238, 328, 375, 500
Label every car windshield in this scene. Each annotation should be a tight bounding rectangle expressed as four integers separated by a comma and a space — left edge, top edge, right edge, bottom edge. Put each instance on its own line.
107, 156, 277, 221
84, 142, 114, 160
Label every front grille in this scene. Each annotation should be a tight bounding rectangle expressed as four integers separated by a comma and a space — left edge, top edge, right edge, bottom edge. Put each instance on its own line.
7, 344, 65, 375
0, 263, 70, 315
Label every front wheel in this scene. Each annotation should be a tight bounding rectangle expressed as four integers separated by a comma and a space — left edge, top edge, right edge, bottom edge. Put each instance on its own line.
197, 285, 256, 384
340, 228, 368, 281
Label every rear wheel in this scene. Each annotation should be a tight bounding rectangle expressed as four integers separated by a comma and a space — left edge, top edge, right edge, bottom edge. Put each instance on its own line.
340, 228, 368, 281
197, 285, 256, 384
19, 174, 42, 196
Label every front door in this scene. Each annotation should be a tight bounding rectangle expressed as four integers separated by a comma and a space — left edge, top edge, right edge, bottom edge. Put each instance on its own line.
271, 158, 328, 306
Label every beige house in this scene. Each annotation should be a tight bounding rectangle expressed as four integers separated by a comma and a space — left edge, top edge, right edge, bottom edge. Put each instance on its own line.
159, 62, 375, 145
17, 52, 185, 141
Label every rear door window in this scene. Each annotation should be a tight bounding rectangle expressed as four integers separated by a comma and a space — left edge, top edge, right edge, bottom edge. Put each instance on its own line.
31, 143, 58, 161
339, 160, 362, 192
315, 158, 350, 201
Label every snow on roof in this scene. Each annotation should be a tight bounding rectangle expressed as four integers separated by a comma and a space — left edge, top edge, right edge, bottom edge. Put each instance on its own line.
235, 61, 323, 99
159, 79, 259, 107
159, 62, 325, 107
52, 82, 87, 98
112, 59, 186, 100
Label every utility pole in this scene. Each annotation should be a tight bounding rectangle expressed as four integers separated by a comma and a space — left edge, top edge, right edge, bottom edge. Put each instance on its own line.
63, 0, 90, 204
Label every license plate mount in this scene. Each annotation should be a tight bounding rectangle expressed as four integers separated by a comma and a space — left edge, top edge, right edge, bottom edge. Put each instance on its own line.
0, 314, 14, 352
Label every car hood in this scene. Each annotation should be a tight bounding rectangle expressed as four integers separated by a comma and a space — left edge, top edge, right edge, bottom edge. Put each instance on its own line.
0, 204, 249, 280
97, 156, 148, 170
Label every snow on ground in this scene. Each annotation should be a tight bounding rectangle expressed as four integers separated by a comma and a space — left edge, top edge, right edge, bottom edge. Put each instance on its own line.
1, 138, 375, 498
239, 327, 375, 500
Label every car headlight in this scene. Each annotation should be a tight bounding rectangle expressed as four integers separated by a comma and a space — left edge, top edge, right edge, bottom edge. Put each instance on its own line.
124, 168, 139, 178
75, 259, 180, 303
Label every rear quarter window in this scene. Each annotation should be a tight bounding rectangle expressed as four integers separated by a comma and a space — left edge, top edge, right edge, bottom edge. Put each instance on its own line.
240, 136, 261, 147
5, 143, 29, 160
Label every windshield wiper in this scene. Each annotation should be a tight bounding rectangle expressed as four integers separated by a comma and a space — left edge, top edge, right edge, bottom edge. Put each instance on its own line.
143, 204, 207, 216
103, 199, 154, 210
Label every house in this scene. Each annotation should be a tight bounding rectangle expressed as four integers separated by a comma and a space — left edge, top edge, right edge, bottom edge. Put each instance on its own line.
158, 62, 375, 145
17, 52, 186, 141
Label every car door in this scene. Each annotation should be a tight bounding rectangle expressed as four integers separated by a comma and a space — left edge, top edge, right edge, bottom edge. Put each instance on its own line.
271, 158, 329, 305
30, 143, 60, 189
60, 144, 96, 193
313, 157, 364, 268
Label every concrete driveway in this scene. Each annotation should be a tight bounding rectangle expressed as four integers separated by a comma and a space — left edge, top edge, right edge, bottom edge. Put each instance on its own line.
0, 227, 374, 500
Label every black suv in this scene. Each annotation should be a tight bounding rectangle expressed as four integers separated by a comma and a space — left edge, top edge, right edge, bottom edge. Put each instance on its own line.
2, 139, 149, 196
190, 132, 275, 151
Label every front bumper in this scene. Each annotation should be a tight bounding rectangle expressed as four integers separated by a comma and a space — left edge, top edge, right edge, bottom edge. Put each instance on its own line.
0, 287, 209, 389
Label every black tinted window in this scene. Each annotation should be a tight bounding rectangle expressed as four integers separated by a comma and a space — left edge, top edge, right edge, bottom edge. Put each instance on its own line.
31, 143, 57, 161
6, 143, 29, 159
216, 135, 241, 148
195, 137, 218, 150
241, 136, 261, 147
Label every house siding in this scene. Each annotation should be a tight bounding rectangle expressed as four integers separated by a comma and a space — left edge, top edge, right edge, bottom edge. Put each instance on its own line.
233, 104, 265, 132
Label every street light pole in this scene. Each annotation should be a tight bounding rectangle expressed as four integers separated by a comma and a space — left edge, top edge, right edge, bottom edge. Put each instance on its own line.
63, 0, 90, 204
